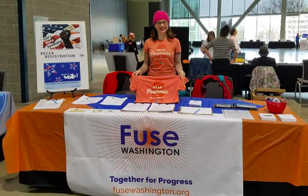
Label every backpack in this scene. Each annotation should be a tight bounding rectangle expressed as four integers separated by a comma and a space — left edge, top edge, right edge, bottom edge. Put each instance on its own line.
192, 75, 233, 99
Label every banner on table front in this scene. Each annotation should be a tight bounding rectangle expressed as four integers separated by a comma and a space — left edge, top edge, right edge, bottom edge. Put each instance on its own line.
35, 21, 89, 93
64, 109, 243, 196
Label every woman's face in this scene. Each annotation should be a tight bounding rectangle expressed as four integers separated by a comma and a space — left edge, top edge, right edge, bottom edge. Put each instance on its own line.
209, 34, 215, 41
155, 20, 169, 34
234, 30, 237, 35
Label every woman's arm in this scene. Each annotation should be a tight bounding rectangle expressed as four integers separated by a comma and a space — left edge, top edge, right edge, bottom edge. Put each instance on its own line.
203, 48, 212, 61
133, 53, 149, 76
175, 53, 185, 79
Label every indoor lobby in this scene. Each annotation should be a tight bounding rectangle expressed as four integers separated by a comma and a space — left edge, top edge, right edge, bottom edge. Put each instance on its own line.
1, 0, 308, 196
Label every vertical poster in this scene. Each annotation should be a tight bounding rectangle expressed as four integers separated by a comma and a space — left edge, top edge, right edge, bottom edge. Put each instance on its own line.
35, 21, 89, 92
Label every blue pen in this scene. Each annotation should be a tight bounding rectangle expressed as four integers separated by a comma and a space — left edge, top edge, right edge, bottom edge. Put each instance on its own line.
51, 99, 57, 104
194, 109, 200, 114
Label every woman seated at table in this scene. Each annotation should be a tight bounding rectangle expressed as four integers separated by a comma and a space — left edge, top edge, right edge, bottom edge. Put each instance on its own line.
203, 25, 237, 76
132, 11, 185, 79
251, 46, 276, 69
249, 46, 279, 92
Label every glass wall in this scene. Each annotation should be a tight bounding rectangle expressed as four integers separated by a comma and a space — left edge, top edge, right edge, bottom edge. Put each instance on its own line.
170, 0, 308, 42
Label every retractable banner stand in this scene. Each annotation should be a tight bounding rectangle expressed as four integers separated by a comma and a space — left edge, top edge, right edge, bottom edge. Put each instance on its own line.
64, 110, 243, 196
35, 21, 89, 93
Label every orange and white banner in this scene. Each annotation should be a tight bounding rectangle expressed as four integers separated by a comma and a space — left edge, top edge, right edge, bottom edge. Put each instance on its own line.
64, 109, 243, 196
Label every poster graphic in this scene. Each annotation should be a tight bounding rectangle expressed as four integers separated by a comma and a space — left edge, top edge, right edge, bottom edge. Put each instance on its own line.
44, 62, 81, 90
35, 21, 89, 92
41, 24, 83, 50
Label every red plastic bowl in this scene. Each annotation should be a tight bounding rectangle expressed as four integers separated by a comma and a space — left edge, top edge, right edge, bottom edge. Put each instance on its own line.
266, 100, 287, 114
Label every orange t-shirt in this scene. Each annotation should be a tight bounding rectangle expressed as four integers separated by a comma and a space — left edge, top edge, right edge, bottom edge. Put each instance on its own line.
144, 38, 181, 76
130, 75, 188, 103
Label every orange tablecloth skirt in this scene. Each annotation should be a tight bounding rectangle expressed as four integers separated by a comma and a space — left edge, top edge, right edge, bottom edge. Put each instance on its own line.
3, 99, 308, 186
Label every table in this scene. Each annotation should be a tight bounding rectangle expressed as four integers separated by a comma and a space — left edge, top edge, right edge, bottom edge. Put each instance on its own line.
0, 92, 15, 162
240, 41, 265, 48
268, 41, 295, 49
3, 96, 308, 195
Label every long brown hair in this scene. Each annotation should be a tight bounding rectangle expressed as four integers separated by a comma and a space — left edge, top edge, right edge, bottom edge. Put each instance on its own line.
151, 27, 175, 41
207, 31, 216, 42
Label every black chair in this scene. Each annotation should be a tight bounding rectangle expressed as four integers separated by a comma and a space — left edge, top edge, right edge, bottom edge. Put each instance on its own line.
295, 60, 308, 103
0, 71, 6, 91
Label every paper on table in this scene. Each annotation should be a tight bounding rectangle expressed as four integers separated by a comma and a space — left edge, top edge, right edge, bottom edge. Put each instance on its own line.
100, 96, 127, 106
179, 107, 212, 115
121, 103, 151, 112
259, 113, 277, 121
278, 114, 297, 122
33, 99, 65, 109
223, 109, 254, 120
148, 103, 175, 112
72, 95, 103, 105
189, 100, 202, 107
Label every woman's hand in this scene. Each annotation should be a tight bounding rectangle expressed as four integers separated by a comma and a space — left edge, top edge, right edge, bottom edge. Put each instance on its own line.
178, 70, 186, 79
133, 69, 142, 77
230, 59, 235, 64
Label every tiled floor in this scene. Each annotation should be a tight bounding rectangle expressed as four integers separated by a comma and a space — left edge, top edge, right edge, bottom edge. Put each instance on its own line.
3, 48, 308, 195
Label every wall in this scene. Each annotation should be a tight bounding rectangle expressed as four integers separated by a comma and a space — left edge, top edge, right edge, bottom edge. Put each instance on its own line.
128, 1, 149, 40
0, 1, 21, 102
91, 0, 128, 51
25, 0, 91, 101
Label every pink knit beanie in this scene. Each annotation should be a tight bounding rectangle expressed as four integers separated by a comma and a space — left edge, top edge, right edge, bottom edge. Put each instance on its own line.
153, 11, 170, 25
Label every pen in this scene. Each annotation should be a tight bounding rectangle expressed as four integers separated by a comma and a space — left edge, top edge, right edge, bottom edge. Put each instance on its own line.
194, 109, 200, 114
52, 99, 57, 104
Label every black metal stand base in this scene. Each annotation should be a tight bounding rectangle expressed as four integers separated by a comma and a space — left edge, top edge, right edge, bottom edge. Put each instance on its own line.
46, 88, 77, 99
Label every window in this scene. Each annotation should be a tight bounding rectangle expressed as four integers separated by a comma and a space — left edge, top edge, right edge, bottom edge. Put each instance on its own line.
287, 0, 300, 13
270, 15, 281, 41
286, 16, 299, 41
222, 0, 233, 16
244, 16, 257, 41
232, 17, 245, 42
300, 0, 308, 13
299, 14, 308, 35
272, 0, 282, 13
258, 0, 271, 14
233, 0, 245, 16
200, 0, 210, 16
221, 17, 232, 27
171, 19, 180, 26
171, 0, 180, 19
189, 19, 199, 41
210, 0, 218, 17
190, 0, 200, 16
257, 15, 270, 42
209, 18, 218, 34
180, 19, 189, 26
246, 0, 258, 15
180, 1, 190, 18
200, 18, 210, 40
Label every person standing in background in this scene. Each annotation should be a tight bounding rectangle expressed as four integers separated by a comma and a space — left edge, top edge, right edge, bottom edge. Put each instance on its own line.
296, 33, 300, 49
201, 31, 215, 59
203, 25, 237, 76
125, 32, 139, 62
229, 28, 241, 53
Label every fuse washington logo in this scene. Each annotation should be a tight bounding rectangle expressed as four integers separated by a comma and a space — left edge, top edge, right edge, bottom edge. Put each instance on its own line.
89, 113, 188, 173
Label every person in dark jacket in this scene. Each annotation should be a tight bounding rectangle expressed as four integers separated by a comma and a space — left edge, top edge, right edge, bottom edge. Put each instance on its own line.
125, 32, 139, 62
251, 46, 276, 68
